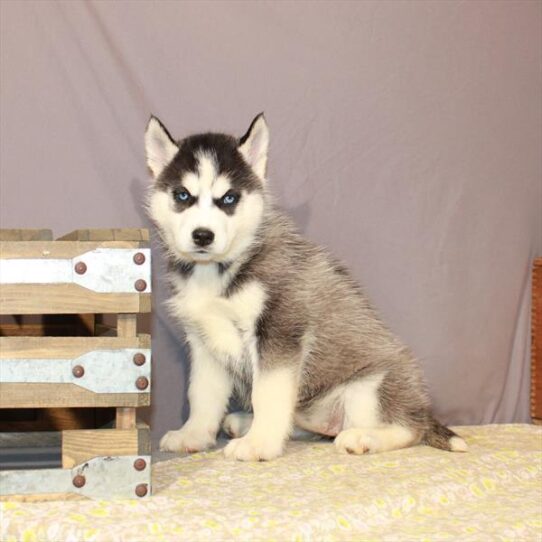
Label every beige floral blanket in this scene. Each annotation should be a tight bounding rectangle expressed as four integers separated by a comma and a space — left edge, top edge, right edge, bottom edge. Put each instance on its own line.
1, 424, 541, 541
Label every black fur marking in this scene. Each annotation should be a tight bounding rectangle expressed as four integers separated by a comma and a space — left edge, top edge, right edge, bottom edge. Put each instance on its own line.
224, 259, 254, 297
169, 259, 195, 278
422, 417, 459, 451
256, 291, 306, 364
223, 241, 266, 297
239, 112, 265, 146
149, 115, 177, 147
214, 191, 242, 216
217, 261, 232, 274
332, 262, 350, 277
156, 144, 197, 191
172, 188, 197, 212
158, 133, 261, 195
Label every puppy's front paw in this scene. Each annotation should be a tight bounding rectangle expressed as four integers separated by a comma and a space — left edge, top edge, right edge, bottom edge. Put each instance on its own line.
159, 424, 216, 453
223, 434, 283, 461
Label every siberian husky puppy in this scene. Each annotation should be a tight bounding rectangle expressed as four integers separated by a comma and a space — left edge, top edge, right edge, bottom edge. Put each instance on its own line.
146, 114, 467, 461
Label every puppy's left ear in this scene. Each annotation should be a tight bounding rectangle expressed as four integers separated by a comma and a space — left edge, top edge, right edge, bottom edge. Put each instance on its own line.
239, 113, 269, 180
145, 115, 179, 179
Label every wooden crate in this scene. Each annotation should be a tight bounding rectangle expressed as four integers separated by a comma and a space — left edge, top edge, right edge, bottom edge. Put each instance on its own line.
0, 229, 152, 500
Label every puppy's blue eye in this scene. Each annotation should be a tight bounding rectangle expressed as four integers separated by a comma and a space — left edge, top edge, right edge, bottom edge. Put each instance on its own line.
222, 193, 238, 205
174, 190, 190, 202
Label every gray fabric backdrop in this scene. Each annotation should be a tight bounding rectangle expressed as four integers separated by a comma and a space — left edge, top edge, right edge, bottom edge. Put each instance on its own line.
1, 0, 541, 442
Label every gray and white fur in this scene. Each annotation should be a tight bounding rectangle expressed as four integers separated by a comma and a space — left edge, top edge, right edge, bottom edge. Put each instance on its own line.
146, 113, 467, 461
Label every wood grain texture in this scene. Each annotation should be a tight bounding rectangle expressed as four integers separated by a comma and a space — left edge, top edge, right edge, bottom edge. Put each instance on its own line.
62, 428, 139, 468
0, 284, 150, 315
0, 334, 150, 359
137, 421, 151, 456
117, 314, 138, 337
0, 240, 147, 259
0, 229, 53, 241
114, 314, 141, 428
57, 229, 149, 242
531, 258, 542, 422
116, 408, 137, 429
0, 383, 150, 408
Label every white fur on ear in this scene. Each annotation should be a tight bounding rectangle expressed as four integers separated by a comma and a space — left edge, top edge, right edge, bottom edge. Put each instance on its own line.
145, 116, 179, 179
238, 113, 269, 180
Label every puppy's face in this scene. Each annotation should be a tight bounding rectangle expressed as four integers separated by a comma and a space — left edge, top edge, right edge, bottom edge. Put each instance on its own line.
146, 115, 269, 264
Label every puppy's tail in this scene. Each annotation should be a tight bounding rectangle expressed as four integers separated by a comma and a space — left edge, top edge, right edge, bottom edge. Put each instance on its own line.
422, 417, 468, 452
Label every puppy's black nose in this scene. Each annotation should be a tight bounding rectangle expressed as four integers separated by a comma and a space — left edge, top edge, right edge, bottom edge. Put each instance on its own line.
192, 228, 215, 247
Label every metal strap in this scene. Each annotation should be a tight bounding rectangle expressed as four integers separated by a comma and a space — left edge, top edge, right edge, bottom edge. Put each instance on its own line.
1, 349, 151, 393
0, 248, 151, 293
0, 455, 151, 499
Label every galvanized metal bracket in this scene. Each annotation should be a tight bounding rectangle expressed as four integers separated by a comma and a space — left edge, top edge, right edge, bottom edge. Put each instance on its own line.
0, 348, 151, 394
0, 455, 151, 500
0, 248, 151, 293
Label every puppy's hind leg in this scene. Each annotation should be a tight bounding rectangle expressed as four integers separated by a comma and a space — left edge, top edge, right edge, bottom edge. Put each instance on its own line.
335, 425, 417, 455
333, 374, 420, 455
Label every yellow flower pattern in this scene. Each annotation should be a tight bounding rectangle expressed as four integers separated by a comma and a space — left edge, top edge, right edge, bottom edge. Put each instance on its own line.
1, 424, 541, 541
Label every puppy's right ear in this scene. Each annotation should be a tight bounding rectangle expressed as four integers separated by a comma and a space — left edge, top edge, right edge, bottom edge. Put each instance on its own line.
145, 116, 179, 179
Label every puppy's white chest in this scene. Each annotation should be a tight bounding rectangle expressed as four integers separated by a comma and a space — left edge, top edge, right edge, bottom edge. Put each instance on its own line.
170, 266, 266, 363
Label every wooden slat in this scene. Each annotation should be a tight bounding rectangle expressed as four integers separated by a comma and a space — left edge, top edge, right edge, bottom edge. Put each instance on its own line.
0, 334, 150, 359
531, 258, 542, 422
116, 408, 137, 430
57, 229, 149, 242
0, 284, 150, 315
0, 239, 151, 314
0, 383, 150, 408
117, 314, 138, 337
116, 314, 139, 429
139, 293, 152, 313
62, 427, 141, 468
0, 240, 147, 259
0, 229, 53, 241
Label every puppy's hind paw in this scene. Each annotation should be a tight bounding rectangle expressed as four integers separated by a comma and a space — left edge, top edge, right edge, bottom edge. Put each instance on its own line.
334, 428, 379, 455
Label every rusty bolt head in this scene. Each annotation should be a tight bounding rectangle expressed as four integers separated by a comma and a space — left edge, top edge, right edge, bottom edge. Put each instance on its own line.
133, 353, 146, 366
74, 261, 87, 275
135, 483, 148, 497
72, 365, 85, 378
133, 458, 147, 471
133, 252, 146, 265
136, 376, 149, 391
72, 474, 86, 488
134, 279, 147, 292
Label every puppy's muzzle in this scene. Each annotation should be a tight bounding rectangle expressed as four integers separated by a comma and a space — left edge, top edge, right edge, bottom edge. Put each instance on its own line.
192, 228, 215, 247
